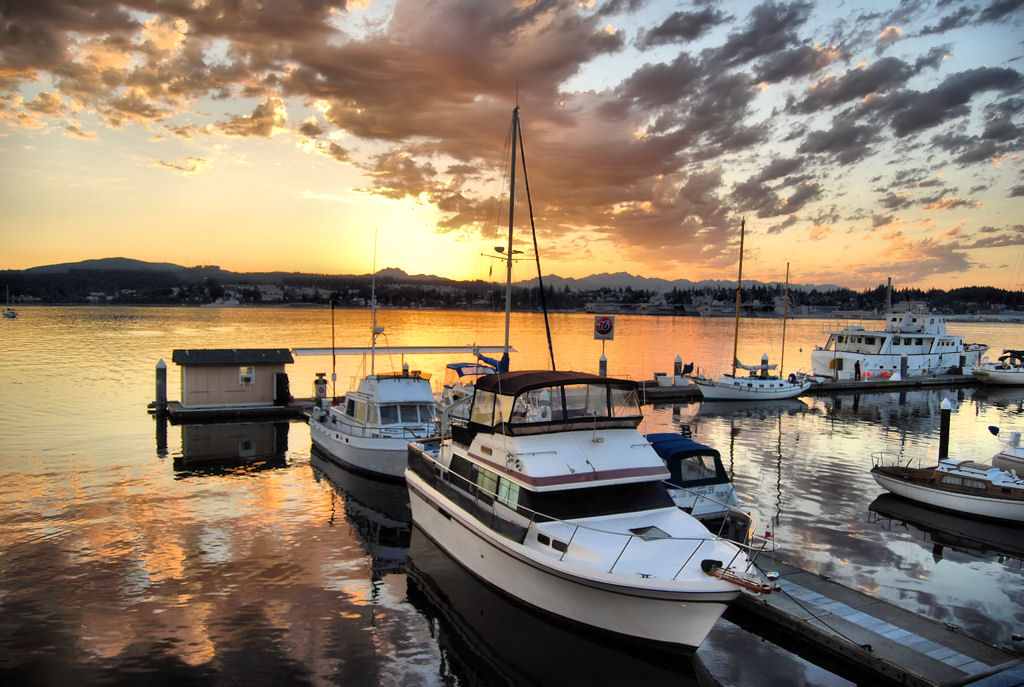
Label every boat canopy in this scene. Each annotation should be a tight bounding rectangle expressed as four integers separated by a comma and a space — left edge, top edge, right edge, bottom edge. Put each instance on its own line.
467, 370, 642, 435
647, 433, 727, 486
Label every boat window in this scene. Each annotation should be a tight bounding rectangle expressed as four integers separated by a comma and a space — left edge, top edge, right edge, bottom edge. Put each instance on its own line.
399, 404, 420, 423
678, 456, 718, 481
522, 481, 674, 520
497, 478, 520, 508
939, 475, 962, 486
380, 405, 399, 424
916, 338, 923, 345
893, 337, 901, 345
346, 399, 356, 417
964, 478, 986, 489
610, 386, 641, 418
476, 468, 498, 503
512, 388, 557, 423
470, 390, 496, 426
355, 402, 367, 423
563, 384, 608, 418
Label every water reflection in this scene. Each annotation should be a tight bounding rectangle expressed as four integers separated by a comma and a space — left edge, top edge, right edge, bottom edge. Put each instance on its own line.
696, 398, 809, 419
869, 494, 1024, 566
172, 421, 291, 476
310, 449, 411, 580
404, 528, 693, 685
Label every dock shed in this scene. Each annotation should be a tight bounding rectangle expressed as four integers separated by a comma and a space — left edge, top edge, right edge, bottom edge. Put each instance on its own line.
172, 349, 294, 409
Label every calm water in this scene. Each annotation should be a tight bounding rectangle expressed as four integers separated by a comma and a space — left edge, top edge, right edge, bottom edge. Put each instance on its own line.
1, 306, 1022, 685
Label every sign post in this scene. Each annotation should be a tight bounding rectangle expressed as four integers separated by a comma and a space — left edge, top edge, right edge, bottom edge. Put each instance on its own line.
594, 316, 615, 376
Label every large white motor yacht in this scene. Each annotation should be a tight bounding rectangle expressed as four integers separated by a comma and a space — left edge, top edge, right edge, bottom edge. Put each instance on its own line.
406, 370, 772, 651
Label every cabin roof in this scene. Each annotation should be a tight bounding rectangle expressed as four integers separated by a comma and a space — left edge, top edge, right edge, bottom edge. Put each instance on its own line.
474, 369, 635, 395
646, 433, 720, 460
172, 348, 294, 366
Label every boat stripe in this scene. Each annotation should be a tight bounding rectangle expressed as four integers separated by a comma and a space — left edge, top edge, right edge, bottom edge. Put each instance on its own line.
467, 450, 667, 486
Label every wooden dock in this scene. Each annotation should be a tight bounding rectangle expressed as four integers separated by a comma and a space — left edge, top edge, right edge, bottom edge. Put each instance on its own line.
729, 559, 1023, 686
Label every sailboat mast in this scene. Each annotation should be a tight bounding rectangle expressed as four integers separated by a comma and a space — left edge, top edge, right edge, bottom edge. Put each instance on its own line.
780, 262, 790, 374
731, 219, 745, 377
370, 230, 379, 376
503, 106, 519, 358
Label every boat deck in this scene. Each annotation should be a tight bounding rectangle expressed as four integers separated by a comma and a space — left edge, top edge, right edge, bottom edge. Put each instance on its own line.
728, 559, 1023, 686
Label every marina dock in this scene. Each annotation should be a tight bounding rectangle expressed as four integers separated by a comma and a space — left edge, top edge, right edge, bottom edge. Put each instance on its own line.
729, 558, 1023, 686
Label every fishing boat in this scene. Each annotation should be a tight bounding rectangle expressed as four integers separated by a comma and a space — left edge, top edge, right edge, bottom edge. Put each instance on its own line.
693, 222, 811, 401
973, 350, 1024, 386
407, 369, 774, 651
811, 281, 987, 380
307, 265, 439, 480
645, 432, 749, 543
870, 455, 1024, 522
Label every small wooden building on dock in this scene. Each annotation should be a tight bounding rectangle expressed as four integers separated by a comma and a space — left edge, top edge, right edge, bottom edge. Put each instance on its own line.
154, 349, 307, 422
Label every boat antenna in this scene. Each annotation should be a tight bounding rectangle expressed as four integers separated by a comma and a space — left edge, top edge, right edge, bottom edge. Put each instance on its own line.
731, 218, 745, 378
503, 106, 518, 361
371, 228, 379, 376
516, 110, 556, 371
780, 262, 790, 375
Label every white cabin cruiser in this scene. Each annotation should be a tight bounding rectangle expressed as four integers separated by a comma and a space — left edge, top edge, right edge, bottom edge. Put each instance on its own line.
310, 368, 438, 480
812, 305, 987, 380
406, 370, 774, 651
973, 350, 1024, 386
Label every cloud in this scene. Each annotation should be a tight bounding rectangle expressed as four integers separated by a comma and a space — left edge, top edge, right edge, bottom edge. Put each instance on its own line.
875, 25, 902, 54
218, 97, 288, 137
154, 157, 210, 174
637, 7, 728, 48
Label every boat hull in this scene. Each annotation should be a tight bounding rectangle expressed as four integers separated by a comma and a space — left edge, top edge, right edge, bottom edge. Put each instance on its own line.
406, 472, 736, 650
871, 470, 1024, 522
693, 377, 810, 401
811, 349, 985, 380
308, 416, 407, 480
973, 366, 1024, 386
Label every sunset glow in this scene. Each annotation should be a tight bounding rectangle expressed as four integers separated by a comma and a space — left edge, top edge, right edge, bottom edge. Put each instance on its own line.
1, 1, 1022, 289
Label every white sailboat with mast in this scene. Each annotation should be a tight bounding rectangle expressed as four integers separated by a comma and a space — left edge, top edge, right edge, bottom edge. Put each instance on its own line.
693, 219, 811, 401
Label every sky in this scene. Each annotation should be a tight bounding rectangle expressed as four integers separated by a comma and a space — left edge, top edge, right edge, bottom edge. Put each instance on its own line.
1, 0, 1023, 290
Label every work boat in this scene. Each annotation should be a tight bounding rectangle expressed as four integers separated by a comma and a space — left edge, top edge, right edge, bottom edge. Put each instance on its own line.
406, 370, 774, 651
693, 220, 811, 401
811, 301, 987, 381
871, 455, 1024, 523
310, 366, 438, 480
973, 349, 1024, 386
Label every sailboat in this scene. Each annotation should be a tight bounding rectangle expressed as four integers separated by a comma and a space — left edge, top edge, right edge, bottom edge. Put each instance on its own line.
405, 107, 775, 652
3, 286, 16, 319
693, 219, 811, 401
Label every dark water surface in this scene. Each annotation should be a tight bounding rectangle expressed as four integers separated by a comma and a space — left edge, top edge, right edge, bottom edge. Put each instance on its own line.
1, 306, 1021, 685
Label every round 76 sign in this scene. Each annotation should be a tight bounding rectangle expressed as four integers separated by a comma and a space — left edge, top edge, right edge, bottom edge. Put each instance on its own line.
594, 315, 615, 340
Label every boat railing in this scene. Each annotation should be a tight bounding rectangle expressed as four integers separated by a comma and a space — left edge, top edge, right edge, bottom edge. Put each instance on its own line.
872, 451, 916, 469
324, 411, 439, 440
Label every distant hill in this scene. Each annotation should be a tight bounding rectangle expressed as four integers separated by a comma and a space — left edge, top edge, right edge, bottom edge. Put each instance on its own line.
14, 257, 839, 293
24, 257, 192, 274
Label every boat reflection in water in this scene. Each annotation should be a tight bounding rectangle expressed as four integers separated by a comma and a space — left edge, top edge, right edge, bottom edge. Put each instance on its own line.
172, 421, 290, 476
404, 527, 691, 685
310, 447, 411, 579
696, 398, 808, 419
869, 494, 1024, 565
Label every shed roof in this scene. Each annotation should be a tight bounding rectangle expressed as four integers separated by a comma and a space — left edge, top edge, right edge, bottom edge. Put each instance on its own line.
172, 349, 294, 366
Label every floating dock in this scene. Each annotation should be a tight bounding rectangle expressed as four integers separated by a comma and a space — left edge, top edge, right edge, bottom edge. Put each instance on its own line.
729, 559, 1023, 686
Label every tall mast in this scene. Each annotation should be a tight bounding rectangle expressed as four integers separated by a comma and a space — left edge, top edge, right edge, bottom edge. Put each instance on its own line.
731, 218, 745, 377
370, 229, 379, 376
503, 106, 519, 357
780, 261, 790, 374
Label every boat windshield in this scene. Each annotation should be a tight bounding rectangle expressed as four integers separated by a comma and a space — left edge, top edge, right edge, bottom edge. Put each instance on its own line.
469, 381, 641, 433
523, 480, 674, 520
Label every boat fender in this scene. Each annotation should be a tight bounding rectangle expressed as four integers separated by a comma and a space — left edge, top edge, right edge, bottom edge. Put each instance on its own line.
700, 559, 723, 574
788, 373, 796, 383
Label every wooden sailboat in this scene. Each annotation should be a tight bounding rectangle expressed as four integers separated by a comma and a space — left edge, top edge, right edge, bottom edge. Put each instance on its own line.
693, 219, 811, 401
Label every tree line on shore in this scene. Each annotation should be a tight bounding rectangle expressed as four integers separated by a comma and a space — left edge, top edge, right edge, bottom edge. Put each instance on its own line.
1, 268, 1019, 314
